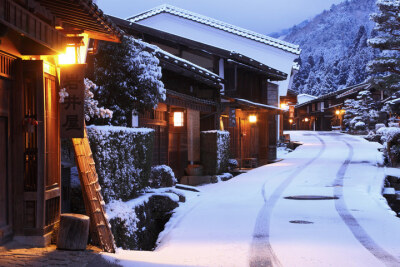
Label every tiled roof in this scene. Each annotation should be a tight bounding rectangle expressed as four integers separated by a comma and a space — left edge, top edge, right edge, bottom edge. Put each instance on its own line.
295, 83, 370, 108
130, 38, 222, 86
127, 4, 301, 55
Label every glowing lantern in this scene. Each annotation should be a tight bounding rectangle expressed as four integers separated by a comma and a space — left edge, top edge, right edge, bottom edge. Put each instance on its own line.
249, 115, 257, 123
280, 103, 288, 110
174, 111, 184, 127
58, 34, 89, 65
305, 118, 309, 122
335, 110, 340, 115
289, 119, 293, 123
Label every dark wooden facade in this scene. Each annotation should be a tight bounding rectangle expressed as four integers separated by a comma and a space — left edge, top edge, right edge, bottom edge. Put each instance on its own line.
294, 83, 384, 131
0, 0, 120, 246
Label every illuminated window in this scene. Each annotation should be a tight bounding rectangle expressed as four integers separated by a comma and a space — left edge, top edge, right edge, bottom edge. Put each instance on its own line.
249, 115, 257, 123
174, 111, 184, 127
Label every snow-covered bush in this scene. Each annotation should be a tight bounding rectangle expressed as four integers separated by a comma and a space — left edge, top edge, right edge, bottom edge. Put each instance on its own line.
200, 131, 230, 175
211, 173, 234, 183
106, 192, 179, 250
377, 127, 400, 166
87, 125, 154, 202
84, 79, 113, 121
343, 90, 381, 133
149, 165, 177, 188
228, 159, 238, 171
93, 36, 165, 126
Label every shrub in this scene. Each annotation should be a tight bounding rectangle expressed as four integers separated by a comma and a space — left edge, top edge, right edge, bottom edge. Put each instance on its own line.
377, 127, 400, 166
106, 193, 179, 250
149, 165, 177, 188
87, 125, 154, 203
200, 131, 230, 175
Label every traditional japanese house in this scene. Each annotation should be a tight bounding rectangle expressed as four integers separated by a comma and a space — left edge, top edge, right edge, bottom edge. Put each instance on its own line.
0, 0, 120, 246
111, 5, 299, 168
294, 83, 385, 131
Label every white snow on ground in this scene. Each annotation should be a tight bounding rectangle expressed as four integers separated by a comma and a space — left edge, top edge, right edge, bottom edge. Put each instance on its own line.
102, 131, 400, 267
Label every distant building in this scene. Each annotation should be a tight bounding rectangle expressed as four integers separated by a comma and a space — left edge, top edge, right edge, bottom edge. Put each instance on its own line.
294, 83, 384, 131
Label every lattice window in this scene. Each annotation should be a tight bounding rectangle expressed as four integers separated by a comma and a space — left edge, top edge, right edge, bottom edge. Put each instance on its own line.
0, 53, 15, 79
45, 197, 60, 226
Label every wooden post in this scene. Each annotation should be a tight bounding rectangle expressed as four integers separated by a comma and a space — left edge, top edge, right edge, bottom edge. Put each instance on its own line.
72, 125, 115, 253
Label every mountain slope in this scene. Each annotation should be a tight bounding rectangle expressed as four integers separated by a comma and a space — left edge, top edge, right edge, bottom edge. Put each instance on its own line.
279, 0, 378, 96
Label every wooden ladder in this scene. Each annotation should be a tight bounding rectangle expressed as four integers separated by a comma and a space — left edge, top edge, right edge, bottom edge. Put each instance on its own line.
72, 127, 115, 253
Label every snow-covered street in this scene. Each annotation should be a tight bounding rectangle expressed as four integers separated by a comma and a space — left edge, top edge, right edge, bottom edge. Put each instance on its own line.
103, 131, 400, 267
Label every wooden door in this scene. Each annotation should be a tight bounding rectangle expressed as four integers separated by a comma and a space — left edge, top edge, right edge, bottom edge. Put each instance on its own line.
0, 117, 8, 228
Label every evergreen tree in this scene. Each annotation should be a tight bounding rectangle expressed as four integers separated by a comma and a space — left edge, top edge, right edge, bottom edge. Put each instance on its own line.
93, 36, 165, 126
368, 0, 400, 93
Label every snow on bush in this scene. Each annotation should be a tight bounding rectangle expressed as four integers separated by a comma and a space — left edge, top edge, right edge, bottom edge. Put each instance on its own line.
201, 131, 230, 174
149, 165, 177, 188
106, 190, 179, 250
354, 121, 366, 130
93, 36, 165, 126
87, 125, 154, 203
211, 172, 234, 183
228, 159, 238, 171
376, 127, 400, 166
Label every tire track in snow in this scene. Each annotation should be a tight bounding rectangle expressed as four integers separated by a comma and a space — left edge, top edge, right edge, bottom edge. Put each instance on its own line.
249, 134, 326, 267
334, 139, 400, 267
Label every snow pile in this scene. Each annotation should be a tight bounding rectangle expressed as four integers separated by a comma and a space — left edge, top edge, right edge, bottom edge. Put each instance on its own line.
87, 125, 154, 202
201, 130, 230, 174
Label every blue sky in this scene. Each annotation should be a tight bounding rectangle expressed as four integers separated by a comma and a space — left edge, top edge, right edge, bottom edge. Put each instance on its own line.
97, 0, 345, 34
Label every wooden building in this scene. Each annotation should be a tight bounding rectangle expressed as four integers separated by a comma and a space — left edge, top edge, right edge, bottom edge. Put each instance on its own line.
0, 0, 120, 246
294, 83, 384, 131
280, 89, 298, 132
111, 5, 298, 170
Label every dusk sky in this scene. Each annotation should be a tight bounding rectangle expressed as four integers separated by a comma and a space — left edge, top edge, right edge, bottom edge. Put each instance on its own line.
97, 0, 346, 34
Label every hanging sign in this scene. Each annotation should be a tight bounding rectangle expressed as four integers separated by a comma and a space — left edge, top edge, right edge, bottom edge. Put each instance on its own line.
60, 64, 86, 138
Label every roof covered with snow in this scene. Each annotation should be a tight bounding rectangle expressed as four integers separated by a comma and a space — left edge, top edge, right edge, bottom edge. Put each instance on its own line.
127, 4, 301, 55
296, 83, 371, 108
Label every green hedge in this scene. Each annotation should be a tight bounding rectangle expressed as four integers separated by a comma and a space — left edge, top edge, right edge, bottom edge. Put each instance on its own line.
200, 131, 230, 175
87, 125, 154, 203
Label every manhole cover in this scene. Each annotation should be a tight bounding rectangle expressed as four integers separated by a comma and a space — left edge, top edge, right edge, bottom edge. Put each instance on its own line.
289, 220, 314, 224
284, 195, 339, 200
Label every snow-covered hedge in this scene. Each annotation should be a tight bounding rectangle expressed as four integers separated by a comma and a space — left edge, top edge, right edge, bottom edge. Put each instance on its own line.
200, 130, 230, 175
376, 127, 400, 166
106, 191, 179, 250
87, 125, 154, 202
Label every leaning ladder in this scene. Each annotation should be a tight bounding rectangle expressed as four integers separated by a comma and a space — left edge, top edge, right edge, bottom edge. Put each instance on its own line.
72, 127, 115, 253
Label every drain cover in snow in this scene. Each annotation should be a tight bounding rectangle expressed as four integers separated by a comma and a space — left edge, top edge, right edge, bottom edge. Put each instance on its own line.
289, 220, 314, 224
284, 195, 339, 200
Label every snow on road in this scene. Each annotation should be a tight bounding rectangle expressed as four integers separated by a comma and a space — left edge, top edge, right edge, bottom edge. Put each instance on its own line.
102, 131, 400, 267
